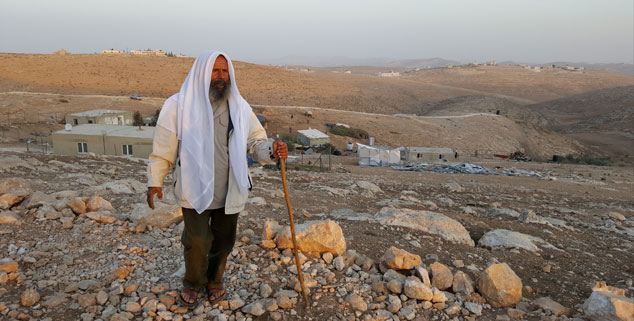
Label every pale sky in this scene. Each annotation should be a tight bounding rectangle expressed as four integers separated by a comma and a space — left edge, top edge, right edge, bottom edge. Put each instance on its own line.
1, 0, 633, 64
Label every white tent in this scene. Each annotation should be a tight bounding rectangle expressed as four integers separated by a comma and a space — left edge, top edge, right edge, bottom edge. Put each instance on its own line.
357, 143, 401, 166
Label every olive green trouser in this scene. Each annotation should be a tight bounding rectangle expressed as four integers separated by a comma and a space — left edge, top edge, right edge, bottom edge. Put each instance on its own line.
181, 207, 239, 289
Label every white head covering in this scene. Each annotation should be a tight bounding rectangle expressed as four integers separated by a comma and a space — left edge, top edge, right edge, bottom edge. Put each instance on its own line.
157, 50, 252, 213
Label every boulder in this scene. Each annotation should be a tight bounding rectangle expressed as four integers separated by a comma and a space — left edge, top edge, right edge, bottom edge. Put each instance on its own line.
86, 196, 114, 212
582, 282, 634, 321
263, 220, 282, 240
25, 191, 56, 209
478, 229, 556, 253
0, 190, 30, 210
430, 262, 453, 290
276, 220, 346, 255
381, 246, 422, 270
375, 207, 474, 246
0, 211, 22, 226
0, 178, 31, 195
452, 271, 474, 296
403, 278, 433, 301
136, 204, 183, 232
345, 294, 368, 311
355, 181, 382, 193
477, 263, 522, 308
67, 198, 87, 214
532, 297, 571, 317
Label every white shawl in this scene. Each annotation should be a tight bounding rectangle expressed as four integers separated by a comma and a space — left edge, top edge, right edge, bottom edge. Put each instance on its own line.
157, 50, 252, 214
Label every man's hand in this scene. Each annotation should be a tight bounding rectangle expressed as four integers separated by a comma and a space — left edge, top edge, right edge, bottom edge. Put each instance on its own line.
273, 140, 288, 160
147, 187, 163, 209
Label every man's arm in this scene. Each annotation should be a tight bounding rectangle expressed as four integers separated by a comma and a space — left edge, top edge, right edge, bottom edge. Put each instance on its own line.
246, 112, 274, 164
146, 125, 178, 209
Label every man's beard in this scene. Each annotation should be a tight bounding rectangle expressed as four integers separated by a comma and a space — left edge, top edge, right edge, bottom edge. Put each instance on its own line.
210, 78, 230, 102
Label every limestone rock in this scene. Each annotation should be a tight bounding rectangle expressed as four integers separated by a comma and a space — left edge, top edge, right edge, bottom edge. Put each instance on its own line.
485, 208, 521, 218
136, 204, 183, 232
0, 211, 22, 226
0, 178, 31, 195
345, 294, 368, 311
355, 181, 382, 193
67, 198, 87, 214
248, 197, 267, 206
430, 262, 453, 290
478, 229, 556, 253
263, 220, 282, 240
386, 279, 403, 294
25, 191, 56, 209
532, 297, 571, 317
582, 282, 634, 321
242, 301, 266, 316
452, 271, 474, 296
414, 266, 431, 287
85, 211, 117, 224
78, 293, 97, 307
442, 183, 463, 193
86, 196, 114, 212
276, 220, 346, 255
41, 293, 68, 308
403, 279, 433, 300
477, 263, 522, 308
21, 289, 40, 307
100, 179, 146, 194
375, 207, 475, 246
0, 261, 18, 273
380, 246, 422, 270
0, 191, 30, 210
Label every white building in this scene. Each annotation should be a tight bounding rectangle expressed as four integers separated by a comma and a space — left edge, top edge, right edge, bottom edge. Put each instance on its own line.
297, 129, 329, 146
101, 49, 125, 54
357, 143, 400, 166
377, 71, 400, 77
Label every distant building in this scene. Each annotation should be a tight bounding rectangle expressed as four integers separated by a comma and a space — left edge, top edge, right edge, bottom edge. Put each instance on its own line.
101, 49, 125, 55
405, 147, 454, 162
65, 110, 133, 126
52, 124, 154, 158
130, 49, 166, 56
344, 70, 352, 74
357, 143, 400, 166
297, 128, 329, 146
377, 71, 400, 77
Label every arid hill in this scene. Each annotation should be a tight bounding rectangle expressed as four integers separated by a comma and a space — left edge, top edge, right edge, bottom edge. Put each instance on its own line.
1, 54, 632, 115
529, 86, 634, 157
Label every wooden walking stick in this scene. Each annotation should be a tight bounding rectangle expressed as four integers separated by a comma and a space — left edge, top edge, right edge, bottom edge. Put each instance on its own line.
280, 158, 310, 310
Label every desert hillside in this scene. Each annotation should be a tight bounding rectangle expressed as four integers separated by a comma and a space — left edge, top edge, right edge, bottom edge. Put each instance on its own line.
1, 54, 632, 115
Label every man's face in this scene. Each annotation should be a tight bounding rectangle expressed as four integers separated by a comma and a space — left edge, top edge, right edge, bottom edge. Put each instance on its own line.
210, 55, 230, 101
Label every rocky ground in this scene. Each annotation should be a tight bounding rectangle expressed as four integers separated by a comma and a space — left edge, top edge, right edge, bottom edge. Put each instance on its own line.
0, 151, 633, 321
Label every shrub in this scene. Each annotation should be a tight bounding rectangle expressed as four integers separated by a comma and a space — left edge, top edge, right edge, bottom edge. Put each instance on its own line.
280, 133, 301, 152
558, 154, 610, 166
329, 125, 369, 139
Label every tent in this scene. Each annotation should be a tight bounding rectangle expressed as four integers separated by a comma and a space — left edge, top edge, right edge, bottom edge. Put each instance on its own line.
357, 143, 401, 166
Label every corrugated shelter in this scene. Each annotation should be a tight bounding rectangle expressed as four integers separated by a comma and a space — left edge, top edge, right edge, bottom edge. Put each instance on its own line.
52, 124, 154, 158
357, 143, 400, 166
297, 128, 329, 146
65, 109, 133, 126
405, 147, 455, 162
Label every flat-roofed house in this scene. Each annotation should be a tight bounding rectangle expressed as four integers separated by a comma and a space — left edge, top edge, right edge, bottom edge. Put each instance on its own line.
297, 128, 329, 146
65, 110, 133, 126
52, 124, 154, 158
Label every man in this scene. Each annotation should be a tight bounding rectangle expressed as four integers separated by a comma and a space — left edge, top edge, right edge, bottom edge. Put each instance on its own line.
146, 50, 287, 307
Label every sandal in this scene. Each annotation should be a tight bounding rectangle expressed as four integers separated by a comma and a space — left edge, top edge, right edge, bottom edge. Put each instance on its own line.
178, 287, 200, 308
207, 285, 226, 304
